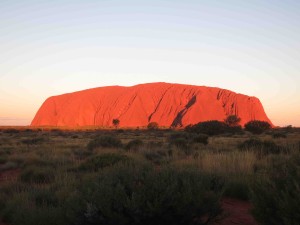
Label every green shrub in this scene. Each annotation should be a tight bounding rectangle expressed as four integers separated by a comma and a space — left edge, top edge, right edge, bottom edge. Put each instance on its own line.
72, 149, 92, 160
144, 150, 169, 165
20, 167, 56, 184
227, 125, 243, 134
239, 139, 285, 157
272, 132, 287, 139
125, 139, 144, 151
74, 165, 223, 225
192, 134, 209, 145
170, 138, 189, 149
244, 120, 271, 134
146, 141, 164, 149
22, 137, 45, 145
167, 132, 209, 155
87, 135, 122, 150
168, 132, 190, 141
168, 132, 209, 146
3, 201, 66, 225
50, 129, 67, 137
112, 119, 120, 128
79, 153, 129, 171
34, 189, 59, 207
185, 121, 229, 136
251, 155, 300, 225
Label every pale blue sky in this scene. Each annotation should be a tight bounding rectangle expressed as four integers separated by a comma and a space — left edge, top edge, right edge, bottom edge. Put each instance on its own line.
0, 0, 299, 126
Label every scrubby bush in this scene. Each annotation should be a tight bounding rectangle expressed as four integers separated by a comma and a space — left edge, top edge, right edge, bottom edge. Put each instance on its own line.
3, 128, 20, 134
146, 141, 164, 150
168, 132, 193, 155
50, 129, 67, 137
34, 188, 59, 207
116, 129, 124, 133
147, 122, 159, 130
185, 120, 229, 136
22, 137, 45, 145
79, 153, 129, 171
238, 139, 285, 157
144, 150, 169, 165
20, 167, 56, 184
224, 115, 241, 127
168, 132, 190, 141
72, 149, 92, 160
1, 197, 67, 225
227, 125, 243, 134
272, 132, 287, 139
192, 134, 209, 145
170, 138, 189, 149
244, 120, 271, 134
167, 132, 208, 155
112, 119, 120, 128
168, 132, 209, 145
125, 139, 144, 151
75, 164, 223, 225
87, 135, 122, 151
251, 155, 300, 225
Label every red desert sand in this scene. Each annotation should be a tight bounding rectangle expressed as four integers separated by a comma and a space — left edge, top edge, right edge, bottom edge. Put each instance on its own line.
212, 198, 259, 225
31, 82, 272, 127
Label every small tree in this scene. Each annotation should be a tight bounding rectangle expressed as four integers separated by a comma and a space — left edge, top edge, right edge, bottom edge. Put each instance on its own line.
112, 119, 120, 128
147, 122, 159, 130
225, 115, 241, 127
244, 120, 271, 134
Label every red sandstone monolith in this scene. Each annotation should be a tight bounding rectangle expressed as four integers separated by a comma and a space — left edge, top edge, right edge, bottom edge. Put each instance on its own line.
31, 83, 273, 127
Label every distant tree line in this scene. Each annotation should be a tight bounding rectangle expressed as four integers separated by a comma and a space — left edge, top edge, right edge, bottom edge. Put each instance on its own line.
185, 115, 271, 135
113, 115, 272, 135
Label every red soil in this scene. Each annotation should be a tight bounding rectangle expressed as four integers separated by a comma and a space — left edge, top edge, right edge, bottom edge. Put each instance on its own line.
212, 198, 259, 225
31, 83, 272, 128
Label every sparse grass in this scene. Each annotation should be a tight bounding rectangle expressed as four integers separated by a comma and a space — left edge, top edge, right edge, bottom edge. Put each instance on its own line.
0, 128, 299, 225
87, 135, 123, 150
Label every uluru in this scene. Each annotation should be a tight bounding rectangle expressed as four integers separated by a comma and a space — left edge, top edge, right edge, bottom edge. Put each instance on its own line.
31, 82, 273, 128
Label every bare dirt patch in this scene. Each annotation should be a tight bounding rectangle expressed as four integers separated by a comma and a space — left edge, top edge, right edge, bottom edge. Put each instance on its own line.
213, 198, 259, 225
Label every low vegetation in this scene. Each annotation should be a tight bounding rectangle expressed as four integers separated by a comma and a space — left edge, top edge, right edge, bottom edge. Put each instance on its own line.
147, 122, 159, 130
87, 135, 123, 150
0, 121, 299, 225
244, 120, 271, 134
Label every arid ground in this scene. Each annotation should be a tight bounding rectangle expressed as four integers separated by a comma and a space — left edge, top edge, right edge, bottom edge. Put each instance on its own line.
0, 126, 299, 225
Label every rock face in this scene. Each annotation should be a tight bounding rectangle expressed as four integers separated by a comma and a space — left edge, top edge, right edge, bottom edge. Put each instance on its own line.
31, 82, 273, 127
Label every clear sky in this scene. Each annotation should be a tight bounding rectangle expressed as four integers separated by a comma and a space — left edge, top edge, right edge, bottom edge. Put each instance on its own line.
0, 0, 299, 126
